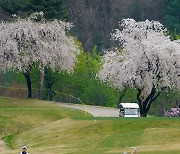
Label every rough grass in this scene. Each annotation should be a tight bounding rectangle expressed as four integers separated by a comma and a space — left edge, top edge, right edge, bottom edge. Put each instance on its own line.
0, 97, 180, 154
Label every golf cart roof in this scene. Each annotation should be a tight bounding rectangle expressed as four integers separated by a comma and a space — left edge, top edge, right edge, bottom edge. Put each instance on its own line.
119, 103, 139, 109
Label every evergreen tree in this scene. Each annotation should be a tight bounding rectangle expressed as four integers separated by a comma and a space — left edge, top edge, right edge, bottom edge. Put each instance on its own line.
0, 0, 69, 20
0, 0, 22, 13
164, 0, 180, 34
23, 0, 69, 20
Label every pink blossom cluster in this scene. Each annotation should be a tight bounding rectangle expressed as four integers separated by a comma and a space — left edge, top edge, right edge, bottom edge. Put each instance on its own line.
165, 108, 180, 117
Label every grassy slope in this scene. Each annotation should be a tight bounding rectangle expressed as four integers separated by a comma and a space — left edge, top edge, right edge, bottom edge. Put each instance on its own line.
0, 97, 91, 149
0, 97, 180, 154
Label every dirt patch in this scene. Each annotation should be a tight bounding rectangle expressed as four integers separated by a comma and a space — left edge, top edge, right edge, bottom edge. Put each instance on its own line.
0, 140, 6, 151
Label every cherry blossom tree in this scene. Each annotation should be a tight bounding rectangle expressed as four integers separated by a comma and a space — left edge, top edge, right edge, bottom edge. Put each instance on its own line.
0, 12, 79, 98
99, 19, 180, 117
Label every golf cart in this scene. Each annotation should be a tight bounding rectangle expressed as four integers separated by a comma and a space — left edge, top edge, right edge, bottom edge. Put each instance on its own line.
119, 103, 139, 117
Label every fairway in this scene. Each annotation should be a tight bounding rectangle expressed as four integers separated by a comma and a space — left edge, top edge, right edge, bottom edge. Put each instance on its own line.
0, 97, 180, 154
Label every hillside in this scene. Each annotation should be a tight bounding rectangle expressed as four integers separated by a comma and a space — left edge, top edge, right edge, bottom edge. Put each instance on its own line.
0, 97, 180, 154
66, 0, 166, 51
0, 7, 10, 20
0, 0, 166, 51
0, 97, 91, 151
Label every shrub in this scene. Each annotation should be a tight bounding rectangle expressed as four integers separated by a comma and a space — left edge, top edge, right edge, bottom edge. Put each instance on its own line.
164, 108, 180, 117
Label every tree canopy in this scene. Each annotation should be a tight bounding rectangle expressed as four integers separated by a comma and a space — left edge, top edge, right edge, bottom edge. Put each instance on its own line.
0, 12, 79, 97
99, 18, 180, 117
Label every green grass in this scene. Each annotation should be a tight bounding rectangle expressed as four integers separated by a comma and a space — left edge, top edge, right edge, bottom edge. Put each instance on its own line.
0, 97, 91, 149
0, 97, 180, 154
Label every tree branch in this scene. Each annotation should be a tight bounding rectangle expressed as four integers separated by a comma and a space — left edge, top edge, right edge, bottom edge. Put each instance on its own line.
144, 85, 156, 103
146, 86, 167, 112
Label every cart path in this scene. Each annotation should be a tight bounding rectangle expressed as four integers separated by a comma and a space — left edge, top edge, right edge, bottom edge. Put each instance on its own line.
59, 103, 119, 117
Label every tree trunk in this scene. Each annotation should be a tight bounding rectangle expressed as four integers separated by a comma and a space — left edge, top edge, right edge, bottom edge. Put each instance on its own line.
44, 67, 57, 101
136, 85, 163, 117
140, 103, 148, 117
23, 71, 32, 98
141, 113, 147, 117
39, 67, 44, 99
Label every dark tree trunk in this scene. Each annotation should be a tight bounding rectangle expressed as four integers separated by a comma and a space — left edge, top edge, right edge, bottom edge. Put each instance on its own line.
44, 67, 57, 101
141, 112, 148, 117
23, 71, 32, 98
39, 68, 44, 99
136, 85, 164, 117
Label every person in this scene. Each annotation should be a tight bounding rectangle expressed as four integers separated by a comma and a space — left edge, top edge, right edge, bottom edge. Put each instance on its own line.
131, 147, 138, 154
19, 146, 29, 154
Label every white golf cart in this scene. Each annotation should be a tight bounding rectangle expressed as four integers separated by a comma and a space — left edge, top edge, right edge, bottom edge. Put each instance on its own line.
119, 103, 139, 117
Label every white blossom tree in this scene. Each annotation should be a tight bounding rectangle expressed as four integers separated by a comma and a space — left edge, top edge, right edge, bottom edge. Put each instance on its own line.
99, 19, 180, 117
0, 12, 79, 98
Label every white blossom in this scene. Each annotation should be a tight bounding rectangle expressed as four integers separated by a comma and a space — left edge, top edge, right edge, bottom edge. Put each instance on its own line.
99, 19, 180, 97
0, 15, 79, 73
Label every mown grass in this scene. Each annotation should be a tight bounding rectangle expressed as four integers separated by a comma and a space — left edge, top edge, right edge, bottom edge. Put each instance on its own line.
0, 97, 91, 149
0, 97, 180, 154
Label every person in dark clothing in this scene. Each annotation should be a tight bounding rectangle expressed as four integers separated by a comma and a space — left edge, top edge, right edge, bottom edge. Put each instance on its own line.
19, 146, 29, 154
